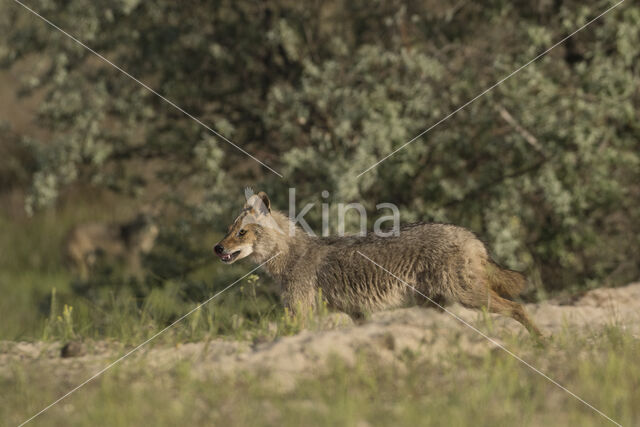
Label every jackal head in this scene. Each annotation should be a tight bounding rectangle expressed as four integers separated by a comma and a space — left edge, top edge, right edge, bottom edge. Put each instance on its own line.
214, 189, 283, 264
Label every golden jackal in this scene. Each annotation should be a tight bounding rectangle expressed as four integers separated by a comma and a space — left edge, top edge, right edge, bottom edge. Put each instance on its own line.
214, 191, 541, 336
65, 214, 159, 279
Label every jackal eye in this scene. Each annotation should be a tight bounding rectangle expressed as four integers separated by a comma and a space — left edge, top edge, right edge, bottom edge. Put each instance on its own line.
237, 229, 247, 237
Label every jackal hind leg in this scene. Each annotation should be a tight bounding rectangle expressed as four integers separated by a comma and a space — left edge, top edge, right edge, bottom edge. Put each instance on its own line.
417, 293, 447, 312
414, 271, 447, 312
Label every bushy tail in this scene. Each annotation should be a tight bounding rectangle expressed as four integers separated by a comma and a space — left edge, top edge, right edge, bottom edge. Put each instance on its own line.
487, 261, 526, 299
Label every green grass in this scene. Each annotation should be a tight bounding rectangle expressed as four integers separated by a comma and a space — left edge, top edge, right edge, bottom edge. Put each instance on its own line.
1, 327, 638, 426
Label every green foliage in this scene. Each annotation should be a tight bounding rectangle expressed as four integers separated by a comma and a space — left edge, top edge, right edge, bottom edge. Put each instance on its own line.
0, 0, 639, 295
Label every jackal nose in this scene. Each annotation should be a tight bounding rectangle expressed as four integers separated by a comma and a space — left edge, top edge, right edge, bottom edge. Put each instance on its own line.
214, 244, 224, 255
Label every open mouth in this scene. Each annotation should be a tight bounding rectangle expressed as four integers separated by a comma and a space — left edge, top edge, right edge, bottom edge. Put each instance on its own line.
219, 250, 241, 263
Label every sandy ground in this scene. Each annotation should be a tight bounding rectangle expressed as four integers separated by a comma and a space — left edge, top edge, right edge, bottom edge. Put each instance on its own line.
2, 283, 639, 389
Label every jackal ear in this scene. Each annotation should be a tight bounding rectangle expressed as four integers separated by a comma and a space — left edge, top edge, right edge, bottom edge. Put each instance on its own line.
257, 191, 271, 214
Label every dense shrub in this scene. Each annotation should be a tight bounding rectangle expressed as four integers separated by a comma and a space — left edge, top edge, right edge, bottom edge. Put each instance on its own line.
1, 0, 638, 292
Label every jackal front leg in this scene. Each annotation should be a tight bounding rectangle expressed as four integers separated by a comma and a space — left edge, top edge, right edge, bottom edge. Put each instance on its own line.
281, 280, 316, 323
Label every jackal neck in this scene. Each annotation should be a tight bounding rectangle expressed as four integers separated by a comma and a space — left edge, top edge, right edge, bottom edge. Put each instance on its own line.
259, 210, 314, 278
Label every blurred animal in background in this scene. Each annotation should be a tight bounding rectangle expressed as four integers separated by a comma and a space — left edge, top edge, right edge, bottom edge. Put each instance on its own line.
65, 213, 159, 280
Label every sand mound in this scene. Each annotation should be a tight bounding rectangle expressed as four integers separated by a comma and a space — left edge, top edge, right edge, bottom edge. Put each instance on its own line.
2, 283, 639, 388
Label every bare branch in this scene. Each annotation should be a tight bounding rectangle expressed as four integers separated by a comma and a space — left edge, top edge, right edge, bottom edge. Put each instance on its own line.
496, 105, 546, 157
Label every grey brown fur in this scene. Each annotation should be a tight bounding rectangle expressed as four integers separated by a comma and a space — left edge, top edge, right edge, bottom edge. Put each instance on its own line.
65, 214, 159, 279
215, 191, 542, 336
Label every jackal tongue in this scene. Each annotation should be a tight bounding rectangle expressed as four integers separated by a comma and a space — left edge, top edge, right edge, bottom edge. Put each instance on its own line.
220, 250, 240, 262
